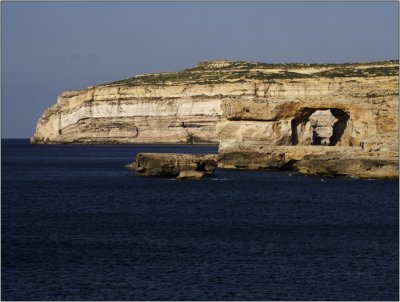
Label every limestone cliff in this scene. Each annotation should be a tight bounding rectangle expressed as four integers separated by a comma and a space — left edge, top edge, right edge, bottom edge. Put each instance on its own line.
32, 59, 399, 178
31, 85, 223, 144
33, 60, 398, 146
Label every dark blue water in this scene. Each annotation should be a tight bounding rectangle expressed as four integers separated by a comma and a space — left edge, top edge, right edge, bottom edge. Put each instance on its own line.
2, 139, 398, 300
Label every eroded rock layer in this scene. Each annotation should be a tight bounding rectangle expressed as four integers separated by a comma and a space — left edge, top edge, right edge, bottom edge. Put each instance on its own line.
32, 86, 223, 144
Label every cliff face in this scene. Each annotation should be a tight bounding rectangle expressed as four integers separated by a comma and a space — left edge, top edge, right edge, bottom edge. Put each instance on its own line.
32, 60, 398, 177
31, 85, 225, 144
218, 75, 399, 151
214, 62, 398, 178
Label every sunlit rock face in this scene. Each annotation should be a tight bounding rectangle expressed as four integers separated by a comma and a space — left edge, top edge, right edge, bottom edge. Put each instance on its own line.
33, 60, 398, 148
31, 87, 223, 144
32, 60, 399, 178
294, 109, 339, 146
309, 110, 338, 145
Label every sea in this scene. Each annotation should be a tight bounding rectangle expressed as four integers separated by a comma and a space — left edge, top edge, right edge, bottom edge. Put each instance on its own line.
2, 139, 398, 300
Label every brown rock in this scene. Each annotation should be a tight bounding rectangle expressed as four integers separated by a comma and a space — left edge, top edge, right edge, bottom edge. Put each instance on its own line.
127, 153, 219, 177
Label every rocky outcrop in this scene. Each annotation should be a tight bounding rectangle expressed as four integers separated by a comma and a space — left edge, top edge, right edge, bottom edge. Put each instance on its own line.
33, 59, 399, 178
126, 153, 218, 178
218, 145, 398, 179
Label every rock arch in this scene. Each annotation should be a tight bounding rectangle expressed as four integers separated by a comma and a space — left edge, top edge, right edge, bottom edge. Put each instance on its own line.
291, 108, 350, 146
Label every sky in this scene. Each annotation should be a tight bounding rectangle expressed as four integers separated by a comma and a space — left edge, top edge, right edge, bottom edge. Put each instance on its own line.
2, 2, 398, 138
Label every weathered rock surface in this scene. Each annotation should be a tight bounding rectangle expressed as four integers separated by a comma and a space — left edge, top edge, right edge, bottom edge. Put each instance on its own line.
31, 90, 222, 144
218, 145, 398, 179
176, 170, 205, 180
294, 155, 398, 179
126, 153, 218, 178
33, 59, 399, 178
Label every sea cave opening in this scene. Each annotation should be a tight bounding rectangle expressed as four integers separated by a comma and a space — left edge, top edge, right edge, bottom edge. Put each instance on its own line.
291, 108, 349, 146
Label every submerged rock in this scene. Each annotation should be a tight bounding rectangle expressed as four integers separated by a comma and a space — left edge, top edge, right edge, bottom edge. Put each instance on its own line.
126, 153, 218, 178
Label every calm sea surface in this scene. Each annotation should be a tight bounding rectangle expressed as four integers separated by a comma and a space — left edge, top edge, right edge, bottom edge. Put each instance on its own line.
2, 139, 398, 300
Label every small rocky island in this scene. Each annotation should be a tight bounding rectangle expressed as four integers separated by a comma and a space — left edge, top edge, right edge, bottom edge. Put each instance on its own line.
126, 153, 218, 180
32, 60, 399, 179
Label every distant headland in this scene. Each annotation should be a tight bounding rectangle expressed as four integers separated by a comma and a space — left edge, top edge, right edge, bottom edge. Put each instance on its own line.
31, 60, 399, 179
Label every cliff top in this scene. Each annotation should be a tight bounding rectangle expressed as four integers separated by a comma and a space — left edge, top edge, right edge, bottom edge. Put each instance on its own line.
101, 59, 399, 87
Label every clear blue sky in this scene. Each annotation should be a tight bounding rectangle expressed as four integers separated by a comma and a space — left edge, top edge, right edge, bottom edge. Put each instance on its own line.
2, 2, 398, 138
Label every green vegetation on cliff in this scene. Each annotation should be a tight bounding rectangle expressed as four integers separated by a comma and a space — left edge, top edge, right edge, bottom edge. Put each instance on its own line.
102, 60, 399, 87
